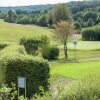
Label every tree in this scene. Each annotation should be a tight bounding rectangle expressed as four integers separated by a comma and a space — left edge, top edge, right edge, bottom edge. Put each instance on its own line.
37, 15, 47, 27
74, 21, 82, 30
87, 18, 94, 27
4, 10, 17, 23
97, 15, 100, 24
53, 20, 75, 58
83, 11, 97, 21
17, 15, 31, 24
47, 3, 72, 24
73, 12, 83, 21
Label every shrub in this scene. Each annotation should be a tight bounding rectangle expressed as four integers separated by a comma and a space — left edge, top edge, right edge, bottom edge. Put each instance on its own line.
74, 21, 82, 30
0, 83, 17, 100
0, 54, 50, 98
60, 74, 100, 100
42, 46, 59, 60
20, 38, 42, 56
0, 43, 8, 50
81, 25, 100, 41
0, 45, 26, 57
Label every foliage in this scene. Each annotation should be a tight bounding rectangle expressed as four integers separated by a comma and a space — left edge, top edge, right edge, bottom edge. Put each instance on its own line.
0, 43, 8, 50
1, 0, 100, 28
53, 20, 75, 57
17, 15, 31, 24
41, 35, 50, 46
0, 83, 17, 100
20, 37, 42, 56
37, 15, 47, 27
82, 25, 100, 41
87, 18, 94, 27
18, 96, 27, 100
60, 74, 100, 100
47, 3, 72, 24
0, 44, 26, 57
83, 11, 97, 22
0, 54, 50, 98
4, 10, 17, 23
74, 21, 82, 30
42, 46, 59, 60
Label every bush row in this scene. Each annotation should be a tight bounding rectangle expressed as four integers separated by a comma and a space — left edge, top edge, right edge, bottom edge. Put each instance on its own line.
20, 38, 42, 56
0, 43, 8, 50
41, 46, 59, 59
0, 44, 50, 98
0, 44, 26, 57
82, 25, 100, 41
20, 37, 59, 59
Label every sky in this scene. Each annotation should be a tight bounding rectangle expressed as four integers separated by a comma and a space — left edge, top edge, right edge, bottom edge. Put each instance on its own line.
0, 0, 82, 7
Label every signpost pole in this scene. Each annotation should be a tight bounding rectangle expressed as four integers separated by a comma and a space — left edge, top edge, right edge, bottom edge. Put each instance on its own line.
73, 40, 78, 61
74, 44, 76, 60
25, 77, 26, 98
18, 87, 19, 98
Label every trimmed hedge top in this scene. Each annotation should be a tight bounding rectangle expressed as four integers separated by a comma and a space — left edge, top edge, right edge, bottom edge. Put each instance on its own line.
0, 54, 50, 98
82, 25, 100, 41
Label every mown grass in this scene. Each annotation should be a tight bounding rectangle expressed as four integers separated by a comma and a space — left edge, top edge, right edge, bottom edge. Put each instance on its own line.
0, 20, 100, 89
59, 50, 100, 60
0, 21, 52, 42
58, 41, 100, 50
51, 61, 100, 79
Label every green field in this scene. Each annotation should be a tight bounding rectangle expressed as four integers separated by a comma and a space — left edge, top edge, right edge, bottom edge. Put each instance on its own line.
51, 61, 100, 79
0, 21, 52, 42
0, 21, 100, 90
58, 41, 100, 50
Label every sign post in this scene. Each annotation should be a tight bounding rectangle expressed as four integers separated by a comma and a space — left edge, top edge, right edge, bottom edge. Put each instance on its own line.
73, 40, 78, 60
18, 77, 26, 98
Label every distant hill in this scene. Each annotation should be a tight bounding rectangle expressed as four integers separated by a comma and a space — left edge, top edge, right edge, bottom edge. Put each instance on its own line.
0, 0, 100, 13
0, 4, 53, 13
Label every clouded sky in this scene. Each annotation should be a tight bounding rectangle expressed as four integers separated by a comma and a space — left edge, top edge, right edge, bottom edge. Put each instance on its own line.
0, 0, 82, 7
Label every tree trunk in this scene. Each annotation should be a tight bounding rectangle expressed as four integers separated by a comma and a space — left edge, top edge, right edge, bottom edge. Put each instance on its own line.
64, 41, 68, 58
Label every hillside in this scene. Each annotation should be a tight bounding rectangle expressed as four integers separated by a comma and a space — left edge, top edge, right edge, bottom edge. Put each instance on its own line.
0, 0, 100, 13
0, 20, 52, 42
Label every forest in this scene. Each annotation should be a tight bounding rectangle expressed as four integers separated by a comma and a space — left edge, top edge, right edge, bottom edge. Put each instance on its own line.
0, 0, 100, 29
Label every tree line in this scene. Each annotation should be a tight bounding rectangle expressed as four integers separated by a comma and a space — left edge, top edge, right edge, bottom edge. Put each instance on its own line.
0, 0, 100, 28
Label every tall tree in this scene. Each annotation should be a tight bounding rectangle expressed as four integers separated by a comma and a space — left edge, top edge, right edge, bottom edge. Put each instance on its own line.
47, 3, 72, 25
53, 20, 76, 58
87, 18, 94, 27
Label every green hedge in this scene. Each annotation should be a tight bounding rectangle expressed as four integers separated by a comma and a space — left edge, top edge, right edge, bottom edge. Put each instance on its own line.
0, 44, 27, 85
82, 25, 100, 41
0, 54, 50, 98
0, 45, 26, 57
20, 38, 42, 56
0, 43, 8, 50
42, 46, 59, 59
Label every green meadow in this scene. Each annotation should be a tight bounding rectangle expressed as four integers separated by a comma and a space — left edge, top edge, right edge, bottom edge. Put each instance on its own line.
0, 20, 100, 89
0, 21, 52, 42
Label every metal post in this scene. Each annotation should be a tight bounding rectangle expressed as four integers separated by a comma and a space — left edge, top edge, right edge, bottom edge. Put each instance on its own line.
25, 77, 26, 98
25, 87, 26, 98
74, 45, 76, 60
18, 87, 19, 98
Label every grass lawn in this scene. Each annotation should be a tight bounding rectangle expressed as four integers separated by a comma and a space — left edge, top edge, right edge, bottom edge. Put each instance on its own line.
0, 20, 100, 86
58, 41, 100, 50
51, 61, 100, 79
59, 50, 100, 60
0, 21, 52, 42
